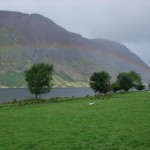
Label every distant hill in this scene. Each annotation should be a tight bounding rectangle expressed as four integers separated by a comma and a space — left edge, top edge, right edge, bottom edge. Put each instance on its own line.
0, 10, 150, 87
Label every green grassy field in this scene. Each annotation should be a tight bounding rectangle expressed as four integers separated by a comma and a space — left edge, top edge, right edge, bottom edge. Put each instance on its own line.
0, 92, 150, 150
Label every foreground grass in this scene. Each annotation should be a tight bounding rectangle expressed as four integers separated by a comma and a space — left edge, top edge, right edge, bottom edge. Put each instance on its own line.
0, 92, 150, 150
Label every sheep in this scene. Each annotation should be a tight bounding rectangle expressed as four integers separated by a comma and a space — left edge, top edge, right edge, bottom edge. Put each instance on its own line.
89, 102, 95, 105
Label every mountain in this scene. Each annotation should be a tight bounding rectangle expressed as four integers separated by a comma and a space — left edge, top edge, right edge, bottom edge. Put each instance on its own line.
0, 10, 150, 87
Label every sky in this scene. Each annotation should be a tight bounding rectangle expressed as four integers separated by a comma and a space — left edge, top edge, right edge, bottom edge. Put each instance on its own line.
0, 0, 150, 66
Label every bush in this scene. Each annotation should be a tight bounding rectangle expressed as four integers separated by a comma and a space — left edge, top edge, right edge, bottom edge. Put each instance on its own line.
111, 82, 119, 93
136, 84, 145, 91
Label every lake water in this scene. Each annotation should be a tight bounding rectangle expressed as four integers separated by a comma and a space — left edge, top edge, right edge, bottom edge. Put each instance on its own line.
0, 88, 94, 102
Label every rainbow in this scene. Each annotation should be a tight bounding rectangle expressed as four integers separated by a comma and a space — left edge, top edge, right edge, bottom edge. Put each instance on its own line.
0, 40, 149, 73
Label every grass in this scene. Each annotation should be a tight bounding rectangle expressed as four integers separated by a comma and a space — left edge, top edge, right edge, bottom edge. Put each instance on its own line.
0, 92, 150, 149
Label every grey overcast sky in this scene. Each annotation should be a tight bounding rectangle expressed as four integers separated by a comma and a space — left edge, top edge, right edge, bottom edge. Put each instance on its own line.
0, 0, 150, 66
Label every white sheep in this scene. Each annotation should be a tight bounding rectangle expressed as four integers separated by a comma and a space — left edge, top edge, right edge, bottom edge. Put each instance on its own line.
89, 102, 95, 105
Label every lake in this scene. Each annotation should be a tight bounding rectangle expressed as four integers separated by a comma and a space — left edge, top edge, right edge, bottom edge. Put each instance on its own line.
0, 88, 94, 102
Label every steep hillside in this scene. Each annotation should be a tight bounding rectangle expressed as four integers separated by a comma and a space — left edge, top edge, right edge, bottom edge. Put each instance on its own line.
0, 10, 150, 87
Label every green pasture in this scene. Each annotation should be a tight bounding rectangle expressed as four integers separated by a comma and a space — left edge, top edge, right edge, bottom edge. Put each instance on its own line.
0, 92, 150, 149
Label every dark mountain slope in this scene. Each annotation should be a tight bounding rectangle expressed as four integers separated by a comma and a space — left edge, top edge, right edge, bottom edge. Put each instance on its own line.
0, 10, 149, 87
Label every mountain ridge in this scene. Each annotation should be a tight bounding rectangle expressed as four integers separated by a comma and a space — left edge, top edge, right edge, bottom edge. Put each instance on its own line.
0, 10, 150, 87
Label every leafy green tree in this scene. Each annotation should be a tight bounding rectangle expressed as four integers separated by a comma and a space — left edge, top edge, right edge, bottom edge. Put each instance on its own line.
111, 82, 120, 93
117, 72, 133, 92
149, 83, 150, 89
89, 71, 111, 93
128, 71, 142, 87
25, 63, 54, 98
135, 84, 145, 91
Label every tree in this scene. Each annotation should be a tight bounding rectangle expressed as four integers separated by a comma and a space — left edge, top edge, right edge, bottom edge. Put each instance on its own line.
117, 72, 133, 92
135, 83, 145, 91
128, 71, 142, 87
89, 71, 111, 93
149, 83, 150, 89
25, 63, 54, 98
111, 82, 120, 93
117, 71, 144, 92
